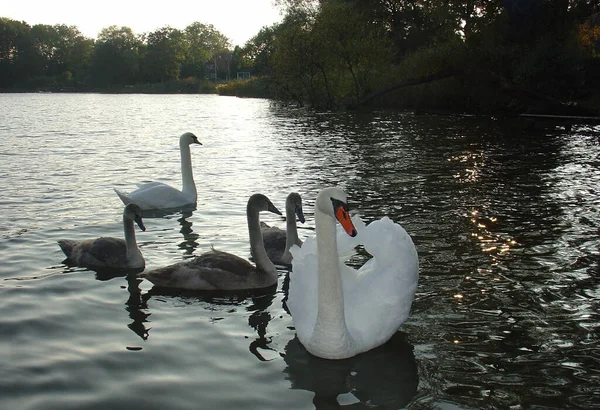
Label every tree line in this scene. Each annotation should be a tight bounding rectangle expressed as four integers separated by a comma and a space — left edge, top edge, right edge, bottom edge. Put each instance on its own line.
238, 0, 600, 114
0, 19, 234, 91
2, 0, 600, 115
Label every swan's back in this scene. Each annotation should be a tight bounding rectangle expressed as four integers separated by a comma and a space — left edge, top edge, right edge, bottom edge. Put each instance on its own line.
58, 237, 129, 268
140, 250, 274, 290
262, 226, 287, 262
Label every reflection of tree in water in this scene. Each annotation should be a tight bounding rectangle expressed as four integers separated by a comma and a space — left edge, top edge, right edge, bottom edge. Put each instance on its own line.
283, 332, 418, 410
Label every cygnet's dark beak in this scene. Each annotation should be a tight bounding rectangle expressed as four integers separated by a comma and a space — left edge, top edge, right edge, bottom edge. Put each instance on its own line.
135, 215, 146, 231
268, 202, 282, 216
296, 206, 305, 224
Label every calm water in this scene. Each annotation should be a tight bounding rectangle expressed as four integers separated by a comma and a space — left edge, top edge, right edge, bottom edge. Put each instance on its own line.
0, 93, 598, 409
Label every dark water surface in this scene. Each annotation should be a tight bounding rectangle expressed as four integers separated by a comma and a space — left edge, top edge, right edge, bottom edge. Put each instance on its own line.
0, 93, 598, 409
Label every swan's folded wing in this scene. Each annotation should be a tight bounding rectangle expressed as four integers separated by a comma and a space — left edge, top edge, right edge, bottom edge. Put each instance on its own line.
141, 250, 259, 290
261, 228, 286, 250
344, 217, 419, 347
135, 181, 165, 190
288, 240, 319, 340
125, 184, 195, 209
87, 237, 127, 263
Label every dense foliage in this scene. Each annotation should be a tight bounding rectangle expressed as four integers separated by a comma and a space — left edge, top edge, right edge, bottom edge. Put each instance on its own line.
2, 0, 599, 113
238, 0, 600, 113
0, 19, 231, 92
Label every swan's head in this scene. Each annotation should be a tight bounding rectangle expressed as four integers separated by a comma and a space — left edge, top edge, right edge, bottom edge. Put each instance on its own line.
248, 193, 282, 216
316, 187, 357, 237
124, 203, 146, 231
180, 132, 202, 146
287, 192, 305, 224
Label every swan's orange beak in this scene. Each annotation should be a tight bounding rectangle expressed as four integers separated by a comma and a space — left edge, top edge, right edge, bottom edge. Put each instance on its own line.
334, 204, 357, 237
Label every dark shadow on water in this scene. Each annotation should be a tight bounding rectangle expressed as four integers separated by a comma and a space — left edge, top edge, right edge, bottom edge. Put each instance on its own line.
126, 282, 278, 360
176, 215, 200, 255
124, 274, 151, 340
283, 332, 418, 410
57, 259, 144, 281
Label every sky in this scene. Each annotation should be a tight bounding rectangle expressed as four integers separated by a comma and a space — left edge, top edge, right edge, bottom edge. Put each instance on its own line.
1, 0, 284, 47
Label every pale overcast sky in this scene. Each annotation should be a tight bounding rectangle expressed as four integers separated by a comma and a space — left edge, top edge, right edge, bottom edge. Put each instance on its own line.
1, 0, 283, 46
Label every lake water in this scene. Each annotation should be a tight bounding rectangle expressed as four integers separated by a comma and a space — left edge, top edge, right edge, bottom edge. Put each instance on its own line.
0, 93, 598, 409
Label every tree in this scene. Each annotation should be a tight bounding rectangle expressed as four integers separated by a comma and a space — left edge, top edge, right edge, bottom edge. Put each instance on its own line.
143, 26, 186, 82
0, 18, 40, 87
90, 25, 143, 86
239, 25, 278, 76
29, 24, 92, 81
182, 22, 230, 79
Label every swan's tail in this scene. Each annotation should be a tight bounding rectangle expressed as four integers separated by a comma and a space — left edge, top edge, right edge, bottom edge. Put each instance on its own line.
57, 239, 77, 259
113, 188, 132, 205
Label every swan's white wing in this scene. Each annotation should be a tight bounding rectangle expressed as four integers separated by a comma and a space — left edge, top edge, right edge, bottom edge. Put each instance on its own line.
343, 217, 419, 349
288, 239, 320, 342
116, 184, 195, 210
135, 181, 164, 190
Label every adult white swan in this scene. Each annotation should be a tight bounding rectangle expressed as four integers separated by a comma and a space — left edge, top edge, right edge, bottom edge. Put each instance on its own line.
140, 193, 282, 290
287, 187, 419, 359
114, 132, 202, 210
57, 203, 146, 270
261, 192, 305, 266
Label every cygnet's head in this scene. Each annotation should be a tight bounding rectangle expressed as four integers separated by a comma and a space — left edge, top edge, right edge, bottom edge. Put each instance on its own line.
180, 132, 202, 146
316, 187, 357, 237
248, 193, 282, 216
124, 203, 146, 231
287, 192, 305, 223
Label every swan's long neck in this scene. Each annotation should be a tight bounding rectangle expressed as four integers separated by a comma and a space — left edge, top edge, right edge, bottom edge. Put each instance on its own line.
284, 204, 301, 252
313, 209, 351, 348
248, 207, 277, 279
179, 142, 196, 198
123, 215, 140, 262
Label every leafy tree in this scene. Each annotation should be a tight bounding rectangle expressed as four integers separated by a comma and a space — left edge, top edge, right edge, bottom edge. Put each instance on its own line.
29, 24, 92, 81
0, 18, 41, 87
143, 26, 186, 82
182, 22, 230, 79
90, 25, 143, 86
239, 25, 278, 76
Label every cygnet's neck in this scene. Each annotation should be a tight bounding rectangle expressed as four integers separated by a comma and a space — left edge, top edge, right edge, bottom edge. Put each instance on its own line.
179, 142, 196, 197
123, 215, 142, 264
248, 206, 277, 279
284, 204, 301, 252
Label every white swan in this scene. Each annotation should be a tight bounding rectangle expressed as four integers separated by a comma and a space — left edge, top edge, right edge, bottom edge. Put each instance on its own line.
114, 132, 202, 210
57, 203, 146, 270
261, 192, 305, 266
140, 193, 282, 290
287, 187, 419, 359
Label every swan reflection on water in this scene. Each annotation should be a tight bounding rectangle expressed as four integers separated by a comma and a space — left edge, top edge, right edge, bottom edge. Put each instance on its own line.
123, 278, 279, 361
283, 332, 418, 409
176, 215, 200, 255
